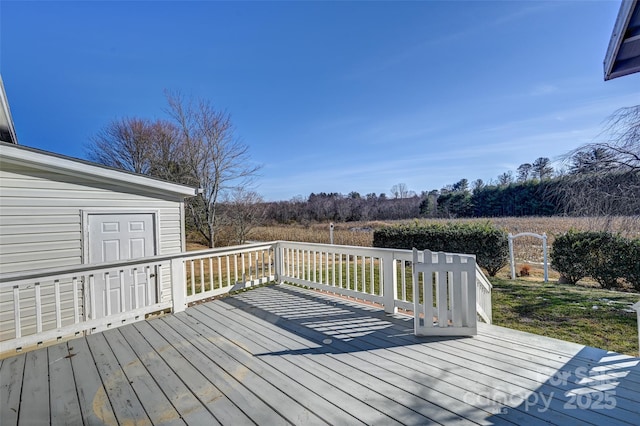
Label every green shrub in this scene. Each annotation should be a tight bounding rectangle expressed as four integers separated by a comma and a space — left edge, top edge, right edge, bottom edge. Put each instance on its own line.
621, 239, 640, 291
551, 230, 638, 289
373, 222, 508, 276
584, 232, 628, 289
551, 230, 590, 285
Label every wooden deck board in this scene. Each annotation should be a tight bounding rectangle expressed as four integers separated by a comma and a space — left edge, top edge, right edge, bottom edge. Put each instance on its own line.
68, 337, 119, 426
0, 353, 24, 426
145, 316, 294, 425
1, 283, 639, 425
48, 343, 83, 426
102, 328, 186, 426
134, 319, 250, 425
86, 332, 153, 426
164, 312, 336, 425
187, 304, 411, 425
198, 299, 490, 426
225, 285, 640, 425
221, 288, 567, 425
19, 349, 49, 425
117, 324, 221, 425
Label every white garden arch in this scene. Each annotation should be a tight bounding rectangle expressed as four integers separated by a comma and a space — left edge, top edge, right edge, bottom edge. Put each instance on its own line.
508, 232, 548, 282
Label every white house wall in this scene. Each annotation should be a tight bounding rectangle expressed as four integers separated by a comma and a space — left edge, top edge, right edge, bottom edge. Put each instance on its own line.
0, 162, 187, 342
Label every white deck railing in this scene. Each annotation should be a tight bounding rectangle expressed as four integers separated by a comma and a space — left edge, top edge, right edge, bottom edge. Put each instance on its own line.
0, 241, 492, 355
275, 241, 493, 324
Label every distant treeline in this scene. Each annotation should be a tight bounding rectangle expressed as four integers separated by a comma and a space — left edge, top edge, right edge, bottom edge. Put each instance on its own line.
260, 170, 639, 224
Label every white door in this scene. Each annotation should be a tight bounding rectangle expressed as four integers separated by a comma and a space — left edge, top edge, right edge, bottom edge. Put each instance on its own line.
87, 213, 157, 319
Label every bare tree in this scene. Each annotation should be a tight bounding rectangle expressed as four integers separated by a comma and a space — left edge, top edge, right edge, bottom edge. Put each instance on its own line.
565, 148, 616, 177
219, 188, 265, 245
165, 92, 261, 247
390, 183, 410, 199
87, 117, 172, 174
555, 105, 640, 220
565, 105, 639, 172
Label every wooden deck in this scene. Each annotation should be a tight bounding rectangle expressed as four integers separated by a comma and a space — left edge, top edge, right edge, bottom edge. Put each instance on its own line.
1, 284, 639, 425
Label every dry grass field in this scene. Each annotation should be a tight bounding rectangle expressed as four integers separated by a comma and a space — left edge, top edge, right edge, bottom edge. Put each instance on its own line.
246, 216, 640, 282
251, 215, 638, 254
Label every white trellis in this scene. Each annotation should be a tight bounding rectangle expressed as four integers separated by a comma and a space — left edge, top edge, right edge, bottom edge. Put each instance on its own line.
508, 232, 548, 282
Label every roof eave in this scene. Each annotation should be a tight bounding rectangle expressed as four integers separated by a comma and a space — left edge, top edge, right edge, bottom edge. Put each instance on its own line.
0, 142, 198, 198
604, 0, 640, 80
0, 76, 18, 144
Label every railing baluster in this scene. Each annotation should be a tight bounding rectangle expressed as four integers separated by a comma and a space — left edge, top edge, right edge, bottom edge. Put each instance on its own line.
104, 272, 111, 316
54, 279, 62, 329
241, 253, 246, 283
89, 275, 96, 320
346, 255, 350, 290
233, 254, 238, 283
362, 256, 367, 293
189, 261, 195, 296
370, 258, 375, 295
13, 286, 21, 338
401, 260, 407, 301
354, 256, 358, 291
209, 257, 215, 290
35, 282, 42, 333
154, 265, 161, 303
217, 256, 222, 288
72, 277, 80, 324
313, 250, 317, 282
226, 256, 231, 287
119, 270, 126, 314
133, 268, 140, 309
331, 253, 335, 286
199, 260, 205, 293
254, 251, 258, 281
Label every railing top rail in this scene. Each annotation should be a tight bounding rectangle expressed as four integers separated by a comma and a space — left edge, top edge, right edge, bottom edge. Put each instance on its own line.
177, 242, 276, 261
276, 240, 477, 261
476, 264, 493, 290
509, 232, 547, 240
0, 241, 277, 285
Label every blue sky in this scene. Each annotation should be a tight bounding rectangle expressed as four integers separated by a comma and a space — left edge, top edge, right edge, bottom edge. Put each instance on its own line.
2, 1, 638, 201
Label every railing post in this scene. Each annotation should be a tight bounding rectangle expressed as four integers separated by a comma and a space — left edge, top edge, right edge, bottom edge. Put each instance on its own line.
508, 233, 515, 279
171, 258, 186, 313
274, 242, 283, 284
382, 252, 398, 315
633, 301, 640, 357
542, 233, 549, 283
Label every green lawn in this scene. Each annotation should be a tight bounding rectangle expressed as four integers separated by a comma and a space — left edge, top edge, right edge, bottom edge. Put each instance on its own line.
490, 278, 640, 356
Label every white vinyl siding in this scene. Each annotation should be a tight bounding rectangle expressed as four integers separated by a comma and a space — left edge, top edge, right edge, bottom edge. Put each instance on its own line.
0, 164, 185, 268
0, 163, 187, 341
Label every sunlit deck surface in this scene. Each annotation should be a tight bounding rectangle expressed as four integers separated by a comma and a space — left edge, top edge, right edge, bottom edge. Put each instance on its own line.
1, 284, 639, 425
